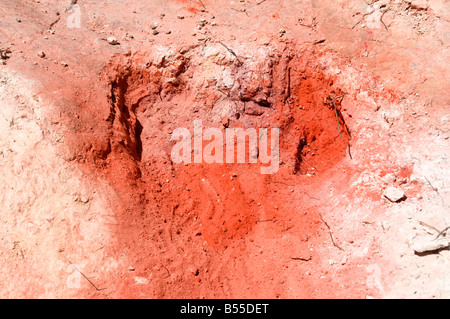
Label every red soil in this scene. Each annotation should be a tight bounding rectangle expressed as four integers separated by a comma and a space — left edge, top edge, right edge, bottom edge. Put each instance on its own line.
1, 0, 448, 299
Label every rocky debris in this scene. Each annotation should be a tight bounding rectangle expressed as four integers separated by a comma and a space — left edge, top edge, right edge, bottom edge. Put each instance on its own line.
177, 15, 184, 19
408, 0, 429, 11
37, 50, 46, 58
74, 194, 89, 203
80, 196, 89, 203
0, 48, 12, 64
107, 37, 118, 45
381, 173, 396, 184
413, 236, 449, 254
383, 186, 406, 202
233, 56, 274, 107
244, 101, 265, 116
134, 277, 149, 284
188, 267, 199, 276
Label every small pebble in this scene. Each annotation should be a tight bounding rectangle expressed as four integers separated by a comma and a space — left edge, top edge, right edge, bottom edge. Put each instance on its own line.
413, 237, 449, 254
107, 37, 118, 45
80, 196, 89, 203
37, 50, 45, 58
383, 186, 406, 203
153, 30, 159, 35
177, 15, 184, 19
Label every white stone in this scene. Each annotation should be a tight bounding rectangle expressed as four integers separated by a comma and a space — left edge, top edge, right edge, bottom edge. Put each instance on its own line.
383, 186, 405, 202
107, 37, 118, 45
413, 237, 449, 254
